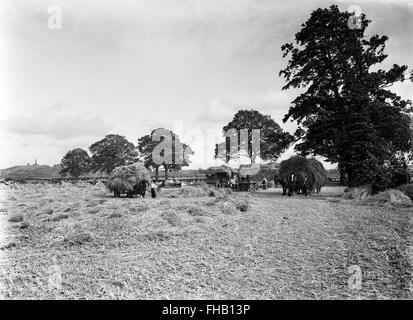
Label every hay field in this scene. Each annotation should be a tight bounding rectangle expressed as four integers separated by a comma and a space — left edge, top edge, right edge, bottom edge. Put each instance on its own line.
0, 183, 412, 299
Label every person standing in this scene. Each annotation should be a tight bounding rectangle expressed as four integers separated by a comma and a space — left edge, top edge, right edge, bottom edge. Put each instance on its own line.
151, 181, 157, 198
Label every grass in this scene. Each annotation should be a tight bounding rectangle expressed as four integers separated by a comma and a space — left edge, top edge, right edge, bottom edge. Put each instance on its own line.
0, 183, 411, 299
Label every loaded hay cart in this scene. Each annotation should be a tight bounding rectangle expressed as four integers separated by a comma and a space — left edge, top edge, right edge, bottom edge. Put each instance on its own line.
205, 165, 234, 188
107, 162, 151, 198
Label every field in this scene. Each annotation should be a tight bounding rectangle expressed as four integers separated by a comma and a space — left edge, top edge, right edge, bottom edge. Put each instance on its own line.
0, 182, 412, 299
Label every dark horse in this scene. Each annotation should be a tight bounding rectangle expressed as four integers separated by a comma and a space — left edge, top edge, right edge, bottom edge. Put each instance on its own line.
114, 180, 150, 198
278, 173, 309, 196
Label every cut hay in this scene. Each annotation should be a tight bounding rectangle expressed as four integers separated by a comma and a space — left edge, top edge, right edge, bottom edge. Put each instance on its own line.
107, 162, 151, 192
94, 180, 107, 191
161, 210, 183, 226
279, 156, 327, 193
205, 165, 233, 176
108, 212, 122, 219
63, 230, 94, 245
342, 186, 372, 200
235, 199, 250, 212
163, 186, 231, 198
8, 213, 23, 223
51, 213, 69, 222
37, 208, 53, 216
362, 189, 413, 207
219, 201, 237, 214
19, 221, 30, 229
187, 205, 208, 216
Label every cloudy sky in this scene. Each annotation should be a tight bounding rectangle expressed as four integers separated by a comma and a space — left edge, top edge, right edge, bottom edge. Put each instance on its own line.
0, 0, 412, 170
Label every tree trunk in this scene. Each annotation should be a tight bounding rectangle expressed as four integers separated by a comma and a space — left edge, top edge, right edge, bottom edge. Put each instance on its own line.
164, 165, 169, 180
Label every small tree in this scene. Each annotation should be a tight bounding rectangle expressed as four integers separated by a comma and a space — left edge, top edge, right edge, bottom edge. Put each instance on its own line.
89, 134, 139, 175
59, 148, 91, 179
215, 110, 294, 164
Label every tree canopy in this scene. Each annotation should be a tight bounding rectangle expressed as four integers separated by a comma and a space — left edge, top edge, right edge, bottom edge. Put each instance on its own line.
215, 109, 294, 164
280, 5, 413, 190
89, 134, 139, 174
138, 128, 193, 180
59, 148, 91, 178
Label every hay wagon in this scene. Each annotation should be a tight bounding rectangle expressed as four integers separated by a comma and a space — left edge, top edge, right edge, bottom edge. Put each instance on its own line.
235, 163, 280, 192
205, 165, 234, 188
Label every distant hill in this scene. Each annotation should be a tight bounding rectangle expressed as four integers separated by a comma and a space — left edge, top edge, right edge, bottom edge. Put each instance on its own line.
0, 164, 62, 180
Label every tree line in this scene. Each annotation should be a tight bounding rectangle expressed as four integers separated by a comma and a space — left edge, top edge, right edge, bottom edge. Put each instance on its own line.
59, 129, 193, 181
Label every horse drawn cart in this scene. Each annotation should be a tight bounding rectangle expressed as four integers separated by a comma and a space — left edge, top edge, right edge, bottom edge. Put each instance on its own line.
205, 165, 234, 188
235, 163, 279, 192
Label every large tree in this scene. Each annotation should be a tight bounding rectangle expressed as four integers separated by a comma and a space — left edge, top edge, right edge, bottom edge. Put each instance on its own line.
89, 134, 139, 174
215, 109, 294, 164
137, 133, 162, 180
59, 148, 91, 179
280, 5, 413, 189
138, 128, 193, 180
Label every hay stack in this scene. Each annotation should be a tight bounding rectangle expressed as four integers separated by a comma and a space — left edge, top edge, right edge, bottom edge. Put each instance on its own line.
107, 162, 151, 193
279, 156, 327, 193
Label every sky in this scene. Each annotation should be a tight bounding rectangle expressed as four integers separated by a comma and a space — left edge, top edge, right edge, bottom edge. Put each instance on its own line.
0, 0, 412, 170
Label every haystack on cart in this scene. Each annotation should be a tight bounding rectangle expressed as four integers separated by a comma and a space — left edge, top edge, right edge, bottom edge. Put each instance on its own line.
107, 162, 151, 198
205, 166, 234, 188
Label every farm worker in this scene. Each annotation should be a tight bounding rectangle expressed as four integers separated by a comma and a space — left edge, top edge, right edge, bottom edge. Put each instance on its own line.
151, 182, 157, 198
262, 178, 268, 190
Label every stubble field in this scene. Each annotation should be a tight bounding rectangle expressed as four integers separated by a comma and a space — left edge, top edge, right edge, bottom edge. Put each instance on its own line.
0, 182, 412, 299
